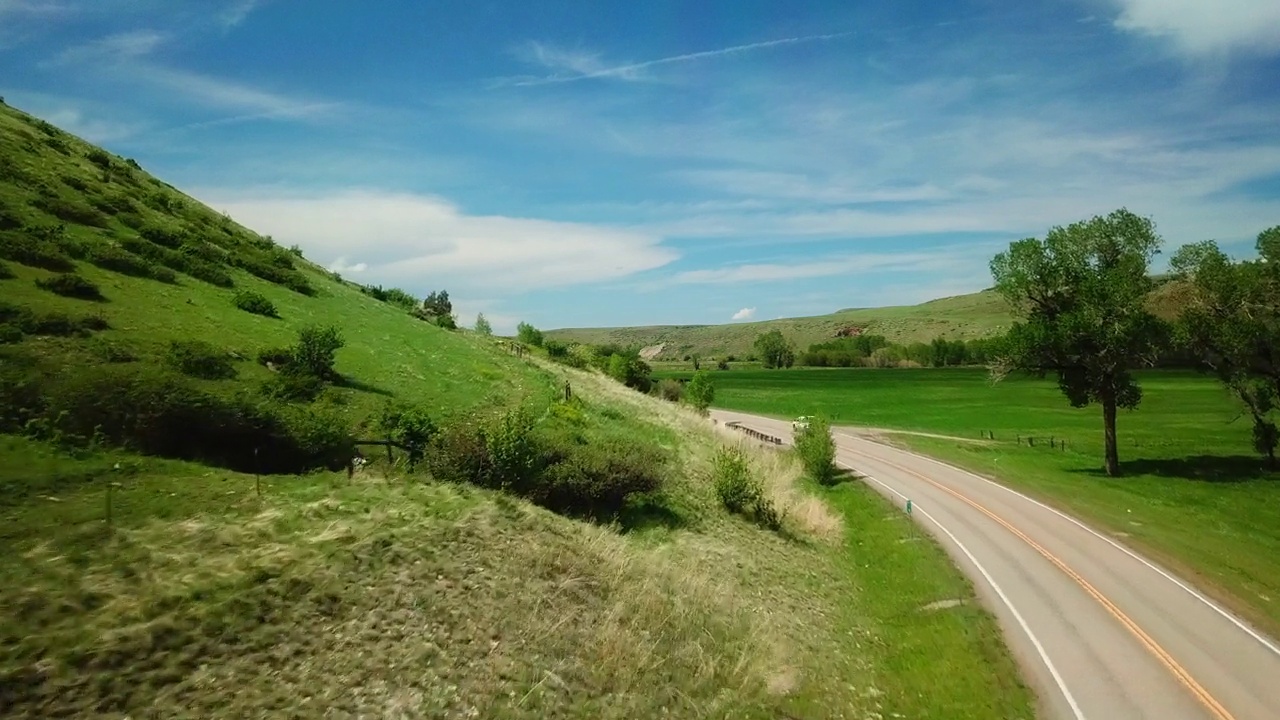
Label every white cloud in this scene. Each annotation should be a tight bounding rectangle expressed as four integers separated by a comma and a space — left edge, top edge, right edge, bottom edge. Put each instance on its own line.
0, 0, 69, 17
192, 189, 679, 293
1108, 0, 1280, 55
731, 307, 756, 321
328, 258, 367, 274
669, 246, 996, 286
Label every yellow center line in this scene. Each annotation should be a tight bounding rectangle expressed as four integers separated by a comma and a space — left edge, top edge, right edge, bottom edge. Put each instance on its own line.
845, 446, 1236, 720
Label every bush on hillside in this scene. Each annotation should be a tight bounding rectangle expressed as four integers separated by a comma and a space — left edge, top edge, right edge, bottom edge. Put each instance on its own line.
794, 414, 838, 485
91, 192, 138, 216
230, 253, 314, 295
165, 339, 238, 380
0, 301, 108, 338
35, 273, 105, 301
544, 340, 570, 359
85, 148, 112, 169
293, 325, 343, 381
180, 240, 228, 265
140, 225, 184, 248
713, 445, 781, 530
87, 337, 136, 363
0, 261, 13, 280
31, 364, 353, 473
60, 174, 88, 192
233, 290, 279, 318
516, 321, 544, 347
432, 313, 458, 330
85, 244, 176, 283
257, 346, 294, 368
535, 437, 667, 519
379, 403, 438, 466
260, 371, 325, 403
29, 195, 110, 228
117, 212, 145, 230
654, 378, 684, 402
0, 232, 76, 272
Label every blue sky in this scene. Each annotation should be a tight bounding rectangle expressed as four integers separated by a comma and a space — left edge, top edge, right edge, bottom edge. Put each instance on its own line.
3, 0, 1280, 333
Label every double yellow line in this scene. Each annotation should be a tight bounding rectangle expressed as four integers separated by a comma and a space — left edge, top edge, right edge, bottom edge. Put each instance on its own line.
847, 446, 1235, 720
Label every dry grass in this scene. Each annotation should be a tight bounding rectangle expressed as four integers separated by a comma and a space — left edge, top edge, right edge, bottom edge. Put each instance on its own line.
540, 357, 844, 543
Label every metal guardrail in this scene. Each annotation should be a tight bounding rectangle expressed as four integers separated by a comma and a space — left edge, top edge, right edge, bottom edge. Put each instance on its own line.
723, 420, 785, 446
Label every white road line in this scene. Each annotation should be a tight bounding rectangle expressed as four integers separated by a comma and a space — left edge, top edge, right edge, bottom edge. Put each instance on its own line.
841, 458, 1087, 720
836, 431, 1280, 658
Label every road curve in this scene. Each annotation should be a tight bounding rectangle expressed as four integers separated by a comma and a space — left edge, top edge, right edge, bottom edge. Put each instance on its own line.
710, 409, 1280, 720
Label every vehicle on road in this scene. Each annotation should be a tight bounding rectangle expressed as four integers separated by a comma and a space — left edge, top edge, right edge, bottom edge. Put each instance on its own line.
792, 415, 811, 431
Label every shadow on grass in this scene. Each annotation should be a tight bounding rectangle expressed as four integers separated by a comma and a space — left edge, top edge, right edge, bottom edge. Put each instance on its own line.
615, 493, 692, 534
1071, 455, 1278, 483
335, 375, 394, 397
818, 466, 862, 488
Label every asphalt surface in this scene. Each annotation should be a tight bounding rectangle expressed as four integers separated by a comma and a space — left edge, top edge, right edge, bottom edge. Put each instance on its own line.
710, 409, 1280, 720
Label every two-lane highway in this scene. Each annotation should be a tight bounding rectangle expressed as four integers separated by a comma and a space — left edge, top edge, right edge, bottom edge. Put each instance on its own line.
711, 409, 1280, 720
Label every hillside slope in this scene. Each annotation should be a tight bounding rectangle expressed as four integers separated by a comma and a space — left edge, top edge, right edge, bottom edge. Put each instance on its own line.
549, 290, 1015, 360
0, 102, 1035, 719
549, 279, 1189, 361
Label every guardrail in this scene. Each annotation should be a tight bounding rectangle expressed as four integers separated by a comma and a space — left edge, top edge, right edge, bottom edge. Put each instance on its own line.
723, 420, 785, 446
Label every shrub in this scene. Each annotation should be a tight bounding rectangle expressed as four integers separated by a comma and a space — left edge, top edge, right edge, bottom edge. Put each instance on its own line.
29, 195, 110, 228
713, 445, 781, 530
261, 370, 324, 403
685, 370, 715, 414
484, 407, 543, 490
233, 290, 279, 318
717, 359, 730, 371
379, 403, 438, 466
427, 419, 492, 484
117, 212, 145, 230
165, 339, 238, 380
183, 259, 233, 287
231, 253, 314, 295
140, 224, 184, 248
60, 174, 89, 192
257, 346, 294, 368
34, 364, 352, 473
655, 378, 684, 402
180, 240, 227, 264
85, 244, 176, 283
0, 261, 12, 280
85, 148, 112, 169
544, 340, 570, 359
794, 414, 838, 485
87, 337, 136, 363
474, 313, 493, 336
0, 232, 76, 272
293, 325, 343, 381
0, 324, 22, 344
433, 313, 458, 330
35, 273, 104, 301
532, 435, 669, 519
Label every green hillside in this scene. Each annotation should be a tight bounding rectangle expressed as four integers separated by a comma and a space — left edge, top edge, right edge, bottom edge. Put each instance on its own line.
0, 102, 1035, 718
548, 277, 1191, 362
549, 290, 1016, 360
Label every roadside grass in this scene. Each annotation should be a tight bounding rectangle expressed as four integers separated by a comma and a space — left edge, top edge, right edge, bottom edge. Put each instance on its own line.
676, 366, 1280, 638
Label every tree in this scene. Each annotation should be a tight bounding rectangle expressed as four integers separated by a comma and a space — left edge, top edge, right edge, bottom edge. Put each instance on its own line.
990, 208, 1166, 477
422, 290, 452, 318
1171, 227, 1280, 468
794, 415, 837, 484
516, 322, 544, 347
685, 370, 715, 414
292, 325, 345, 382
754, 330, 795, 369
474, 313, 493, 336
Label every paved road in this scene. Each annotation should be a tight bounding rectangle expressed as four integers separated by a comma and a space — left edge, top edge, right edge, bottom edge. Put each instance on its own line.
711, 409, 1280, 720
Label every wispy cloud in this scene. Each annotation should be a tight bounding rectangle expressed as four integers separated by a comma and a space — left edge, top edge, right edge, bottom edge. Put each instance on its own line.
51, 29, 166, 65
0, 0, 70, 17
49, 30, 341, 123
731, 307, 756, 321
669, 246, 990, 286
509, 33, 849, 86
219, 0, 263, 29
1107, 0, 1280, 56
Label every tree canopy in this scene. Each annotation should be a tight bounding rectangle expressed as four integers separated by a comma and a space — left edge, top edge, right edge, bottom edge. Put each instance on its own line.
1171, 226, 1280, 467
754, 329, 796, 369
474, 313, 493, 336
990, 208, 1166, 476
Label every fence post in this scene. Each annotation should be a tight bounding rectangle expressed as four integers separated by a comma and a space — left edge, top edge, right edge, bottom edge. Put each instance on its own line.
254, 447, 261, 498
385, 437, 395, 465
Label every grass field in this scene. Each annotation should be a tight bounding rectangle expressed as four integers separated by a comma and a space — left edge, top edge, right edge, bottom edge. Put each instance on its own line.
0, 101, 1038, 718
657, 366, 1280, 637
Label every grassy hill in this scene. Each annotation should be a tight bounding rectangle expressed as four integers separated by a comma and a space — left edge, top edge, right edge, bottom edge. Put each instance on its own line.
548, 278, 1190, 362
0, 101, 1036, 718
548, 291, 1017, 361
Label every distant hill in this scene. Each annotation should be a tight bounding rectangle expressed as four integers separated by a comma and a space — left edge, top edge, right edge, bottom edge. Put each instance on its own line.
548, 280, 1188, 361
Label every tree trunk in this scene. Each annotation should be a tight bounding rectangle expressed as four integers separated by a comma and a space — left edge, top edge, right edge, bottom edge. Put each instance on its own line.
1102, 393, 1120, 477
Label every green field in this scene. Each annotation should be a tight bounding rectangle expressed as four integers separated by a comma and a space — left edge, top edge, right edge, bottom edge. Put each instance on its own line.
656, 366, 1280, 637
0, 102, 1037, 718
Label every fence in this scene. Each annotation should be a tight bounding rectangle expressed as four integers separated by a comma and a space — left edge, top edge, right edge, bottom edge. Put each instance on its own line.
723, 420, 785, 446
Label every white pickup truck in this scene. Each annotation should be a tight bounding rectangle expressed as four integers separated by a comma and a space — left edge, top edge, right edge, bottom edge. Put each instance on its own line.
791, 416, 811, 432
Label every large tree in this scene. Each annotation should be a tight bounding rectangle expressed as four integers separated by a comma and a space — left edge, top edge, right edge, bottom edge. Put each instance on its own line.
1170, 226, 1280, 468
754, 329, 796, 369
990, 208, 1166, 476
